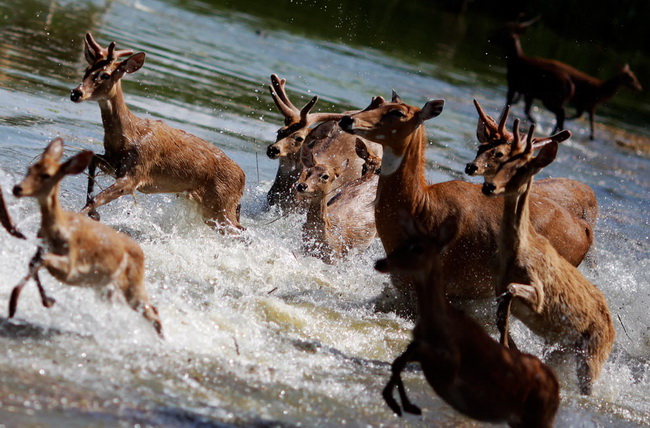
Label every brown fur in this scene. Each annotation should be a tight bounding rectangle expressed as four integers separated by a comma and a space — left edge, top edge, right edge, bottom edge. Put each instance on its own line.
339, 95, 596, 308
484, 122, 614, 394
71, 33, 245, 232
376, 215, 559, 427
296, 139, 379, 263
11, 138, 163, 337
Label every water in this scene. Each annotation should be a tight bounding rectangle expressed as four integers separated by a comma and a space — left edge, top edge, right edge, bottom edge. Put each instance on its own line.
0, 0, 648, 426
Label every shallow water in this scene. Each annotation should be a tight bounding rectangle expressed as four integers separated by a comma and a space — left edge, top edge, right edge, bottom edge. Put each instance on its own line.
0, 0, 649, 427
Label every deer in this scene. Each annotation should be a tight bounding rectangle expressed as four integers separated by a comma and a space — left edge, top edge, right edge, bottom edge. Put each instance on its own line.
70, 33, 245, 232
10, 138, 163, 337
483, 121, 615, 395
564, 63, 642, 140
376, 214, 560, 427
1, 187, 25, 239
467, 99, 599, 248
339, 93, 594, 311
295, 138, 379, 263
266, 74, 381, 212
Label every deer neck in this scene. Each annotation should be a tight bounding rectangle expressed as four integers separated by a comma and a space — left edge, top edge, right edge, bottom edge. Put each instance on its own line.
506, 35, 524, 62
37, 185, 68, 243
499, 178, 534, 263
414, 262, 449, 330
305, 193, 330, 240
599, 73, 627, 101
98, 81, 140, 153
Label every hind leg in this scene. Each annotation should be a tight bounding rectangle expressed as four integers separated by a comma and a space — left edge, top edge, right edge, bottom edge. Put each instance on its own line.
383, 341, 422, 416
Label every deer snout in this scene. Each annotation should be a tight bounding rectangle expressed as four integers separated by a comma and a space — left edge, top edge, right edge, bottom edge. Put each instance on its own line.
465, 163, 478, 175
339, 116, 354, 132
70, 88, 83, 103
482, 182, 496, 196
374, 258, 389, 273
267, 145, 281, 159
296, 183, 308, 193
12, 184, 23, 197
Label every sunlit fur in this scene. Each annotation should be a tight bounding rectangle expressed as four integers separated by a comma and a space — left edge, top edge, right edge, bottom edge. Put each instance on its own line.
376, 215, 560, 428
71, 33, 245, 232
11, 138, 163, 337
484, 123, 615, 395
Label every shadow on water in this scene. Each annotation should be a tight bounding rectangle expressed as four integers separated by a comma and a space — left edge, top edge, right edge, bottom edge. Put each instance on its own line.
0, 316, 67, 339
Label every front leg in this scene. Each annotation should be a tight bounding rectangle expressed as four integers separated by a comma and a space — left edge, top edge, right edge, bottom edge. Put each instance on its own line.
496, 290, 518, 351
9, 248, 45, 317
81, 176, 138, 219
0, 191, 26, 239
383, 341, 422, 416
84, 155, 118, 221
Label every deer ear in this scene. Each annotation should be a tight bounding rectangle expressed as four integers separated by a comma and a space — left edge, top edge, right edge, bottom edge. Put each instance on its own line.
531, 142, 558, 170
60, 151, 94, 176
43, 138, 65, 162
300, 144, 316, 168
354, 138, 369, 161
420, 99, 444, 121
391, 90, 402, 103
119, 52, 146, 74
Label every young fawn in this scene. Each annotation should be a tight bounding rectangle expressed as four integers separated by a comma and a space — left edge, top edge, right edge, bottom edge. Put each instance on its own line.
483, 121, 615, 394
11, 138, 163, 338
296, 138, 379, 263
375, 215, 560, 428
71, 33, 245, 232
339, 93, 594, 306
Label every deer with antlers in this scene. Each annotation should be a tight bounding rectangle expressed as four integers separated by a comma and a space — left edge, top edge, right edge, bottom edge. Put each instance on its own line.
483, 122, 614, 395
466, 100, 598, 261
10, 138, 163, 337
266, 74, 380, 212
376, 214, 560, 427
296, 138, 379, 263
339, 93, 593, 310
70, 33, 245, 232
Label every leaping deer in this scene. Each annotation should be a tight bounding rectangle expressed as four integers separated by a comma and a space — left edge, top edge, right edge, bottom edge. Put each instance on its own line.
376, 214, 560, 427
339, 93, 593, 312
483, 122, 614, 395
71, 33, 245, 232
11, 138, 163, 337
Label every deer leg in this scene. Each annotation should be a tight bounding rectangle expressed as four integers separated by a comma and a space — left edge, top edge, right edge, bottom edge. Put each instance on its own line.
496, 290, 519, 352
524, 96, 537, 124
0, 191, 26, 239
85, 155, 100, 220
34, 271, 55, 308
588, 109, 596, 140
81, 176, 137, 218
9, 248, 45, 317
383, 342, 422, 416
550, 106, 566, 134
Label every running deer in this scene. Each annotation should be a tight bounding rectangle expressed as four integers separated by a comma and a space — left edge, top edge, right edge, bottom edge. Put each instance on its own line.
565, 63, 642, 140
500, 17, 575, 133
296, 138, 379, 263
483, 122, 614, 395
376, 214, 559, 427
1, 187, 25, 239
10, 138, 163, 337
71, 33, 245, 232
467, 100, 598, 248
267, 74, 380, 212
339, 93, 593, 306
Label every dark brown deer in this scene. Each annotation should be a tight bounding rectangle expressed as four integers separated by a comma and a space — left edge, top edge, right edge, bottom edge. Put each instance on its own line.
500, 18, 575, 134
339, 93, 593, 308
467, 100, 599, 241
71, 33, 245, 232
266, 74, 381, 212
11, 138, 163, 337
296, 138, 379, 263
483, 122, 615, 395
564, 63, 642, 139
1, 187, 25, 239
376, 214, 560, 427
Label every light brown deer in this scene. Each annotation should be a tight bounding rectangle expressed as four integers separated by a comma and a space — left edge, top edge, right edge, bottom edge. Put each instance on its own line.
71, 33, 245, 232
296, 138, 379, 263
339, 93, 593, 306
266, 74, 381, 212
483, 122, 614, 395
1, 187, 25, 239
467, 99, 598, 249
10, 138, 163, 337
376, 214, 560, 427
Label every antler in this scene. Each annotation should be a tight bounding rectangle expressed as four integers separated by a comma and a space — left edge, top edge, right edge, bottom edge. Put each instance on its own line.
84, 33, 133, 64
474, 99, 513, 142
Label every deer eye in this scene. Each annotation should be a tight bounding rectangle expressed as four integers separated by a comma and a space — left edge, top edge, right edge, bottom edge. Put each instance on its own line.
40, 173, 51, 180
495, 152, 504, 159
388, 109, 406, 118
99, 72, 111, 80
295, 136, 304, 143
321, 174, 330, 181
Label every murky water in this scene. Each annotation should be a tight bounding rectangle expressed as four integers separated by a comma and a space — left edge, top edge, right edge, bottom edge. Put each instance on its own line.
0, 0, 648, 426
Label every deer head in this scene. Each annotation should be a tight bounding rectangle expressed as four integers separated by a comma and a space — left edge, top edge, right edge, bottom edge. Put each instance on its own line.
13, 138, 93, 201
620, 64, 643, 91
70, 33, 144, 103
295, 145, 341, 198
355, 138, 381, 176
481, 121, 563, 197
